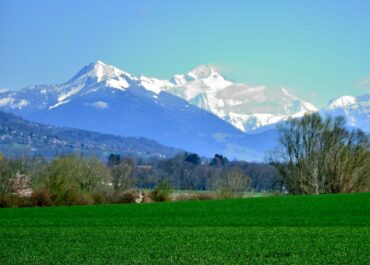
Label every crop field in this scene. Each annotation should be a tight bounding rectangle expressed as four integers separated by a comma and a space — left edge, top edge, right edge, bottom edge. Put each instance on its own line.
0, 193, 369, 264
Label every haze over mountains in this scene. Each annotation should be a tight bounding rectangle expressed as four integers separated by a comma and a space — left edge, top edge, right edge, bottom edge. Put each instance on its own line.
0, 61, 369, 160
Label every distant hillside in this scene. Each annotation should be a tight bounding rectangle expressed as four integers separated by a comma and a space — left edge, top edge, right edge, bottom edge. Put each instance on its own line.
0, 111, 180, 159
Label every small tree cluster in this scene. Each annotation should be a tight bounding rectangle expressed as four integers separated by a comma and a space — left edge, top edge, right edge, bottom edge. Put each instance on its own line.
135, 153, 259, 193
108, 155, 135, 192
0, 155, 139, 207
210, 167, 250, 198
271, 113, 370, 194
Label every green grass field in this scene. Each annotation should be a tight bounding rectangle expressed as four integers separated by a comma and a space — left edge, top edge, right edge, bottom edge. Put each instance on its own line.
0, 193, 369, 264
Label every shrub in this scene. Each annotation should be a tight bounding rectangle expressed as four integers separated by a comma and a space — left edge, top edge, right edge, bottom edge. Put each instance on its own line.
31, 187, 53, 207
91, 192, 108, 204
142, 192, 154, 203
0, 193, 21, 208
54, 188, 82, 206
150, 180, 172, 202
116, 191, 137, 204
18, 196, 33, 208
108, 190, 142, 204
78, 193, 95, 205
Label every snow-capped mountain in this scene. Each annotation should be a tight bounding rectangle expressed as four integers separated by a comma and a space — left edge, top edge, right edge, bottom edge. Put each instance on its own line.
0, 60, 138, 114
0, 62, 324, 135
138, 65, 318, 133
138, 65, 369, 134
321, 94, 370, 132
1, 61, 368, 160
0, 61, 277, 161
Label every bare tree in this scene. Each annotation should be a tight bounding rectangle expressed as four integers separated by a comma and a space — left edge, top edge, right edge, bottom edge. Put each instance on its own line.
212, 167, 250, 198
111, 158, 135, 192
40, 156, 108, 194
0, 154, 12, 194
75, 157, 108, 192
270, 113, 370, 194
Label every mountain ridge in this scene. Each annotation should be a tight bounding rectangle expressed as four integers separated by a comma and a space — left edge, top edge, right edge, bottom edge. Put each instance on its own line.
0, 110, 181, 159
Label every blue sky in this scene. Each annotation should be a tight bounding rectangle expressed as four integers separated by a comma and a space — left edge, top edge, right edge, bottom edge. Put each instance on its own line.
0, 0, 369, 107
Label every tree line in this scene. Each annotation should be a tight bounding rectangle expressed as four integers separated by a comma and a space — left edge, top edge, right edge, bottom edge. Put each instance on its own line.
0, 152, 273, 207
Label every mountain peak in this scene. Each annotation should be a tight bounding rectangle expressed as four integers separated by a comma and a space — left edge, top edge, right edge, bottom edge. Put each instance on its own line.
87, 60, 126, 82
68, 61, 136, 88
95, 60, 106, 66
327, 95, 357, 109
187, 65, 221, 80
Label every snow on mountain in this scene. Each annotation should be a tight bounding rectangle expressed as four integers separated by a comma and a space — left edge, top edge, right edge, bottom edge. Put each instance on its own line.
139, 65, 318, 133
169, 65, 234, 99
69, 60, 134, 84
322, 94, 370, 132
59, 60, 137, 98
0, 61, 140, 114
139, 75, 172, 94
326, 95, 357, 109
0, 62, 318, 133
225, 112, 284, 132
0, 97, 29, 109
